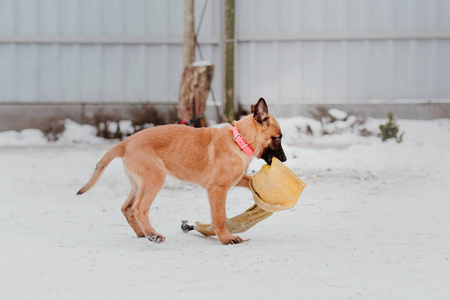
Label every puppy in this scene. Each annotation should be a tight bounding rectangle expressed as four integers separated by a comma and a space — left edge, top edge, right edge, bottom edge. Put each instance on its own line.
77, 98, 286, 245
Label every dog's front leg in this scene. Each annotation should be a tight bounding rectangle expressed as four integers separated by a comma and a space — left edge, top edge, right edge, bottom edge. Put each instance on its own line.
208, 186, 244, 245
235, 174, 251, 189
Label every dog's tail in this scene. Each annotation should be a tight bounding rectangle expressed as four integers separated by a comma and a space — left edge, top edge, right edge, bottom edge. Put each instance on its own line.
76, 144, 125, 195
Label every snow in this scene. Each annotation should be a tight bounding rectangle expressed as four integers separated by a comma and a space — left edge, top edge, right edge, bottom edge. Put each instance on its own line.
191, 60, 212, 67
1, 117, 450, 299
328, 108, 348, 120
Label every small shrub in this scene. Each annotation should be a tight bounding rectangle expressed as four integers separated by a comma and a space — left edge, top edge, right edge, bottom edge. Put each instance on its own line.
296, 124, 314, 135
378, 113, 404, 143
90, 105, 168, 140
91, 109, 123, 139
310, 106, 333, 126
167, 106, 179, 124
130, 104, 165, 133
40, 118, 66, 141
307, 106, 371, 136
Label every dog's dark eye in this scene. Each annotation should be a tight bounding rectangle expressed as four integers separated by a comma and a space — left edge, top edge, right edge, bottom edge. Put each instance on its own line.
272, 136, 281, 143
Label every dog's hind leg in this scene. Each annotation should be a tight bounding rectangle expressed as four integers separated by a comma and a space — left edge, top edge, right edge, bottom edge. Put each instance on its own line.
131, 167, 166, 243
121, 171, 145, 237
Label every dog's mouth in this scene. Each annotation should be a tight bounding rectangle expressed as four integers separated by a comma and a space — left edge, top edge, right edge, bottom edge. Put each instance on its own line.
261, 146, 287, 165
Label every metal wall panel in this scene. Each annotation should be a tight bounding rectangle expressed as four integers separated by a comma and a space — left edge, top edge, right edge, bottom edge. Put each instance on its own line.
235, 0, 450, 107
0, 0, 221, 105
0, 0, 449, 114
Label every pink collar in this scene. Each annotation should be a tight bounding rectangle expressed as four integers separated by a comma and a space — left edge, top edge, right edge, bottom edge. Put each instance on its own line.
232, 127, 254, 156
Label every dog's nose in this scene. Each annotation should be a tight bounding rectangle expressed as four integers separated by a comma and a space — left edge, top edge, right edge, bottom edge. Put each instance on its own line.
277, 148, 287, 162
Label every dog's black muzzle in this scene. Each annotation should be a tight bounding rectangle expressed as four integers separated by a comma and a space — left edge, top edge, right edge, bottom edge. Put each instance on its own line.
261, 145, 287, 165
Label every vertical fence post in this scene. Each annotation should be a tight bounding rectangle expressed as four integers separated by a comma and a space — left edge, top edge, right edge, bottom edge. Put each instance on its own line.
223, 0, 235, 122
184, 0, 195, 67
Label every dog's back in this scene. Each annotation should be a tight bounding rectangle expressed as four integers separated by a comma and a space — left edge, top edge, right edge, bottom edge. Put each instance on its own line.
122, 124, 247, 188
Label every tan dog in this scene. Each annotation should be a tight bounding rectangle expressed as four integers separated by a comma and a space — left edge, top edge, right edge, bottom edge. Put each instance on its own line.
77, 98, 286, 245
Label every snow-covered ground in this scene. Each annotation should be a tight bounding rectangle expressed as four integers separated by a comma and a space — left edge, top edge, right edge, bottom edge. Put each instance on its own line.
1, 116, 449, 299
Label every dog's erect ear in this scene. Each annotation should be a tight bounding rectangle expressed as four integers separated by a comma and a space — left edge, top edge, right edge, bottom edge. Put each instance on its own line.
253, 98, 269, 125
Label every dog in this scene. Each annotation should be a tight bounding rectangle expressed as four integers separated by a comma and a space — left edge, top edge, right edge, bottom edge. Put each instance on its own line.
77, 98, 286, 245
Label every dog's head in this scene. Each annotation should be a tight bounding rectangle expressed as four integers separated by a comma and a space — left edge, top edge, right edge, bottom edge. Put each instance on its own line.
251, 98, 287, 165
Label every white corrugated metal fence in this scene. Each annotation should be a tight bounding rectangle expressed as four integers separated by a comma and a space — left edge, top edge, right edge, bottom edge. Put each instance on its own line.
0, 0, 449, 119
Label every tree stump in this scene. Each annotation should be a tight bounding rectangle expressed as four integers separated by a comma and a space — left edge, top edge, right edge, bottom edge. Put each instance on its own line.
178, 64, 214, 127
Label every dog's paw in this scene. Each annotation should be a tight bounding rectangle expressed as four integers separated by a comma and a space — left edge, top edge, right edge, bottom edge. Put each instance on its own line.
221, 235, 244, 245
147, 234, 166, 243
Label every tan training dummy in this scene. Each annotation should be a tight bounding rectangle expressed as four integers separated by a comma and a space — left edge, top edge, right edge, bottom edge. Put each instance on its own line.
182, 157, 307, 236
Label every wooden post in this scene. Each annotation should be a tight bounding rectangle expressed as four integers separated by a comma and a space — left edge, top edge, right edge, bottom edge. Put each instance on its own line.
178, 64, 214, 127
223, 0, 235, 122
184, 0, 195, 67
